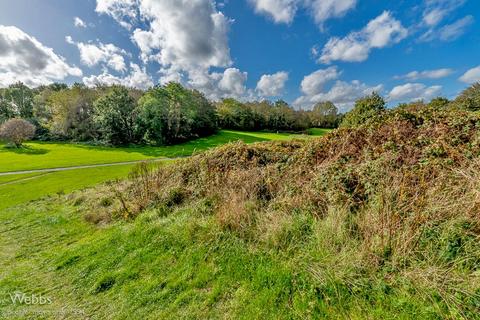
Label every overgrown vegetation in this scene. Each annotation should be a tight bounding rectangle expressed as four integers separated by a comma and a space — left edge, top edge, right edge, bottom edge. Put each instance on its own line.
79, 103, 480, 318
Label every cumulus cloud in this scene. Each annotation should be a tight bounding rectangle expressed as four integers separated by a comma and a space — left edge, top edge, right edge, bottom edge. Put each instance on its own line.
131, 0, 231, 73
83, 63, 153, 89
459, 66, 480, 84
188, 68, 248, 100
300, 67, 340, 96
96, 0, 239, 100
256, 71, 289, 97
0, 25, 82, 87
95, 0, 138, 29
319, 11, 407, 64
248, 0, 298, 24
388, 83, 442, 102
66, 37, 127, 72
74, 17, 87, 28
249, 0, 356, 26
395, 68, 453, 80
294, 68, 381, 111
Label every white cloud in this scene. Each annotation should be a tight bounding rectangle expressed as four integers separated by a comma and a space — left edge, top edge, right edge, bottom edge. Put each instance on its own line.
388, 83, 442, 102
459, 66, 480, 84
437, 16, 474, 41
248, 0, 298, 24
395, 68, 453, 80
422, 0, 466, 27
74, 17, 87, 28
219, 68, 248, 96
294, 68, 381, 111
248, 0, 356, 26
256, 71, 288, 96
95, 0, 138, 29
188, 68, 248, 100
96, 0, 237, 100
419, 1, 472, 42
66, 37, 127, 72
300, 67, 339, 96
131, 0, 231, 73
319, 11, 407, 64
83, 63, 153, 89
0, 25, 82, 87
304, 0, 356, 27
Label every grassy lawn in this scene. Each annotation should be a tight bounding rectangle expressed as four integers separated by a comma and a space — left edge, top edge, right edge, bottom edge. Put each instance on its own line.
0, 165, 136, 210
307, 128, 332, 136
0, 129, 330, 173
0, 172, 44, 185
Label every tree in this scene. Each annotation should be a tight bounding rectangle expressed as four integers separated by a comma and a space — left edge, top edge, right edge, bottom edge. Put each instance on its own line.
428, 97, 450, 109
311, 101, 338, 128
217, 98, 256, 130
94, 86, 139, 145
454, 83, 480, 111
138, 83, 218, 145
341, 92, 386, 128
0, 118, 36, 147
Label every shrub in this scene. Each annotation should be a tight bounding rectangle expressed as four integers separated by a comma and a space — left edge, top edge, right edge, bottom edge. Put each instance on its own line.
341, 92, 386, 128
0, 118, 36, 147
455, 82, 480, 111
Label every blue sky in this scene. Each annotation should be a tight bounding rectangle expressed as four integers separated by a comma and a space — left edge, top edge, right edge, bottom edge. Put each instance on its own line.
0, 0, 479, 111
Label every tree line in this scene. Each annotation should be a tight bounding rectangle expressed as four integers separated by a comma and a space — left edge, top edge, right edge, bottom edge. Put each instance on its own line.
2, 81, 479, 147
0, 82, 341, 146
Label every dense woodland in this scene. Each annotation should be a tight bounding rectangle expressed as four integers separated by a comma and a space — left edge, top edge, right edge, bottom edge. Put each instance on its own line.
1, 81, 479, 146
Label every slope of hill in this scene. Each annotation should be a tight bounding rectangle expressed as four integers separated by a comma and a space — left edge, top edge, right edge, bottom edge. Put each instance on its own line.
1, 105, 479, 319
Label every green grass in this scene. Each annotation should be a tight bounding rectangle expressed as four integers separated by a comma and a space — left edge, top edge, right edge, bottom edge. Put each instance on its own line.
0, 196, 450, 319
0, 165, 136, 210
307, 128, 332, 136
0, 129, 329, 173
0, 172, 44, 185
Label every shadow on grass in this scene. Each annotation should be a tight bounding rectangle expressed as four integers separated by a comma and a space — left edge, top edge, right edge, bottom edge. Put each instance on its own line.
71, 131, 272, 158
0, 145, 50, 155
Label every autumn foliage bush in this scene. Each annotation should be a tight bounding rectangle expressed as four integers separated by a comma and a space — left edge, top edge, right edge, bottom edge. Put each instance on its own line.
0, 118, 35, 147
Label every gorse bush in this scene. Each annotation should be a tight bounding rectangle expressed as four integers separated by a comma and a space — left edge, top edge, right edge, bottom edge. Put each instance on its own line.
89, 104, 480, 318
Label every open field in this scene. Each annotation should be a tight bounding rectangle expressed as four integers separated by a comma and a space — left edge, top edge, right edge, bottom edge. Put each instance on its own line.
0, 129, 328, 173
0, 165, 137, 210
